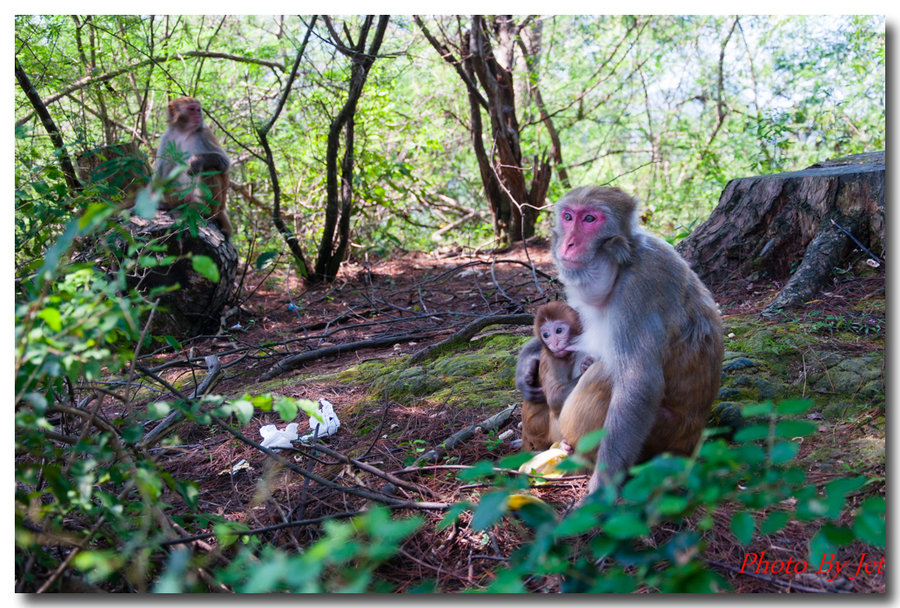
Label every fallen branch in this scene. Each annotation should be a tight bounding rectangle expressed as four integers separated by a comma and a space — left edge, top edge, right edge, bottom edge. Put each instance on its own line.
260, 330, 444, 381
296, 441, 439, 499
140, 355, 222, 448
408, 314, 533, 365
414, 404, 517, 465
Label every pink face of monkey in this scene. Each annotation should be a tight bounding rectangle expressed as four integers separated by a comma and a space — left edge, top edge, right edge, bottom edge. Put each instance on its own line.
555, 204, 607, 270
168, 97, 204, 131
539, 317, 577, 357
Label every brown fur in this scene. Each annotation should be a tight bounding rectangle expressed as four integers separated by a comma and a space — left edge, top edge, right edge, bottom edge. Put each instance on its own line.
544, 186, 723, 491
155, 97, 233, 238
521, 301, 583, 451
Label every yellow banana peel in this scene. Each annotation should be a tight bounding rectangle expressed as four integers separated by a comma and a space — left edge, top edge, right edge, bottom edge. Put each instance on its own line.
506, 493, 550, 510
517, 444, 569, 482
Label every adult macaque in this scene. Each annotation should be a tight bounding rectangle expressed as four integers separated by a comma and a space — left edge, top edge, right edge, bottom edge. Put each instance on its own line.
515, 186, 723, 494
521, 301, 584, 451
155, 96, 233, 238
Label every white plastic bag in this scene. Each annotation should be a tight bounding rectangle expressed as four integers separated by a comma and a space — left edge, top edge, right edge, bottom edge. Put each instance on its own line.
299, 399, 340, 442
259, 422, 300, 450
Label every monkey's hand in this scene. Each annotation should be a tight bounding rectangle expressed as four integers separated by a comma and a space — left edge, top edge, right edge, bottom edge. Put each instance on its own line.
515, 338, 545, 403
188, 152, 228, 175
580, 356, 595, 374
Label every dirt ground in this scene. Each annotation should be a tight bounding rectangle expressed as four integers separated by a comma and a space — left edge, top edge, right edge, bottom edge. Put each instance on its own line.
137, 239, 885, 593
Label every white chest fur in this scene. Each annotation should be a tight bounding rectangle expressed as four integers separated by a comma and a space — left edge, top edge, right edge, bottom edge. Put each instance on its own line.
567, 292, 615, 363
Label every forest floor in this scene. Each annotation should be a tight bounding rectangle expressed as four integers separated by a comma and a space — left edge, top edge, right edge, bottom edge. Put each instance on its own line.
140, 239, 885, 593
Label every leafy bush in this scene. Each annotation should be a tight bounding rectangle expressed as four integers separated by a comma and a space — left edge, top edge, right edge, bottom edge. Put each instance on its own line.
446, 399, 885, 592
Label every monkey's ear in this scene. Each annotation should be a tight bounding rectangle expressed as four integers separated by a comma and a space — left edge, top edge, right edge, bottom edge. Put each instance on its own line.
604, 235, 632, 265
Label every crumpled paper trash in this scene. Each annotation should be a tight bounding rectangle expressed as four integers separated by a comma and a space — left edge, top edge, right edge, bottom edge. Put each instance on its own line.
257, 399, 341, 450
299, 399, 340, 442
259, 422, 300, 450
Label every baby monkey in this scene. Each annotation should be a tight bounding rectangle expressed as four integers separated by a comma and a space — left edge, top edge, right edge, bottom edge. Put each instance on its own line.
521, 301, 591, 451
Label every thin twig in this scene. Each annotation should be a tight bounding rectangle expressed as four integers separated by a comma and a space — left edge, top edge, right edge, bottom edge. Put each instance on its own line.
408, 315, 533, 365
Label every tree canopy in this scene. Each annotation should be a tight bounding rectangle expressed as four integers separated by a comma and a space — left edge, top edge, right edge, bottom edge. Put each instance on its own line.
16, 15, 884, 265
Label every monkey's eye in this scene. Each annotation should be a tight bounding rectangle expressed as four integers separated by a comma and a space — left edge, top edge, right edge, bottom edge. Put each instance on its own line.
555, 327, 563, 334
563, 211, 573, 222
584, 214, 596, 223
542, 331, 550, 339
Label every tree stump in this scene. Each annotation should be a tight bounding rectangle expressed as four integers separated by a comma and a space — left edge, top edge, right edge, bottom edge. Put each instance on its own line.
124, 212, 238, 338
676, 152, 884, 313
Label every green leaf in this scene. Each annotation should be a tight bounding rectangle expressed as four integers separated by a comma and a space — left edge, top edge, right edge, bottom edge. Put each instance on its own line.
773, 420, 817, 438
741, 402, 774, 418
730, 511, 755, 546
498, 452, 534, 470
191, 255, 220, 283
256, 250, 279, 270
852, 497, 885, 547
656, 495, 689, 516
824, 475, 866, 498
133, 186, 161, 219
177, 480, 200, 511
437, 501, 470, 531
153, 547, 191, 593
734, 424, 770, 443
163, 335, 182, 349
470, 490, 509, 530
769, 440, 800, 463
147, 401, 171, 419
576, 428, 607, 455
274, 397, 299, 422
37, 307, 63, 331
121, 423, 144, 444
775, 399, 813, 415
232, 399, 254, 425
604, 512, 650, 539
760, 510, 790, 535
458, 460, 495, 481
555, 504, 606, 537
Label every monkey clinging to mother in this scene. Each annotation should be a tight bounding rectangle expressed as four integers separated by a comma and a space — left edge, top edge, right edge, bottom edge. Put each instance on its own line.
515, 186, 724, 495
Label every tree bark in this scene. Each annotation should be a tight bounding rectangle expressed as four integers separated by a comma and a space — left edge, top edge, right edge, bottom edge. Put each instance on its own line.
15, 59, 82, 196
677, 151, 885, 313
313, 15, 389, 283
416, 16, 552, 245
121, 212, 238, 337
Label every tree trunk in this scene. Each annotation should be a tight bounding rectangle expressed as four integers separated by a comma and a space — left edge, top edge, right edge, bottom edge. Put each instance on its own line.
313, 15, 389, 283
122, 212, 238, 338
677, 151, 885, 313
415, 16, 551, 246
467, 16, 551, 244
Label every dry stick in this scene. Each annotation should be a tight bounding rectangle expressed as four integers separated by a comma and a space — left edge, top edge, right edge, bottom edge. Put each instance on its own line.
295, 441, 438, 499
260, 330, 444, 381
139, 355, 222, 448
413, 405, 517, 465
390, 463, 589, 485
160, 510, 370, 547
408, 314, 533, 365
704, 559, 831, 594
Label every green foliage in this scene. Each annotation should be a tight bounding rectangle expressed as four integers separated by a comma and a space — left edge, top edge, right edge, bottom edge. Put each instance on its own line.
17, 15, 885, 256
209, 507, 423, 593
442, 399, 883, 593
